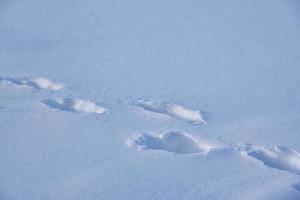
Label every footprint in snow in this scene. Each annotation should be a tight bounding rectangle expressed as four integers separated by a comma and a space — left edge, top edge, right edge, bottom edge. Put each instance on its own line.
41, 98, 108, 114
235, 143, 300, 175
127, 131, 216, 155
133, 99, 206, 125
0, 76, 64, 91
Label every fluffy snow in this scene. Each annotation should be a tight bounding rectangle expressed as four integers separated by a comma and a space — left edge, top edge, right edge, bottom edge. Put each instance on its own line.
1, 0, 300, 200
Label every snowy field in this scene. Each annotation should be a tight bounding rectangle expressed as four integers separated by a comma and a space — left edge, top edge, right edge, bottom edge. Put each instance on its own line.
1, 0, 300, 199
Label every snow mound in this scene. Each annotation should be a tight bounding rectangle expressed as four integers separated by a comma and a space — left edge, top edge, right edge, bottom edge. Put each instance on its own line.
0, 76, 64, 90
133, 99, 206, 125
41, 98, 108, 114
127, 131, 215, 155
237, 144, 300, 175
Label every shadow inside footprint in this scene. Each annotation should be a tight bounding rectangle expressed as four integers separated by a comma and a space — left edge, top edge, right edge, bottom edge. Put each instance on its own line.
41, 98, 108, 114
42, 98, 77, 112
292, 183, 300, 192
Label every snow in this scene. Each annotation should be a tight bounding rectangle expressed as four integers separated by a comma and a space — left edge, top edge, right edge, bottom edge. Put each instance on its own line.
1, 0, 300, 199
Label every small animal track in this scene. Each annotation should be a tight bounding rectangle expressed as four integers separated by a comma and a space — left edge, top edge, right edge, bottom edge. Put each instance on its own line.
236, 144, 300, 175
127, 131, 215, 155
0, 76, 64, 90
133, 99, 206, 125
41, 98, 108, 114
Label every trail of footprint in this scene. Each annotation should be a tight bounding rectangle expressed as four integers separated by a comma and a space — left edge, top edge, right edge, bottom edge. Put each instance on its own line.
127, 131, 216, 155
133, 99, 206, 125
3, 74, 298, 193
235, 144, 300, 175
41, 98, 108, 114
0, 76, 64, 91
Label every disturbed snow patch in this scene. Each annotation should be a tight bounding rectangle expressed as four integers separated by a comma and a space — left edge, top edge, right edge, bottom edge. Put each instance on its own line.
127, 131, 215, 155
0, 76, 64, 90
236, 144, 300, 175
41, 98, 108, 114
133, 99, 206, 125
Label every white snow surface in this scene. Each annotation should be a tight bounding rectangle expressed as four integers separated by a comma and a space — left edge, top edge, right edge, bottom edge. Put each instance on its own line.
1, 0, 300, 200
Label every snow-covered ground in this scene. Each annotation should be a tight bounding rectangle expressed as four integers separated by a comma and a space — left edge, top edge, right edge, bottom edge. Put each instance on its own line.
1, 0, 300, 199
